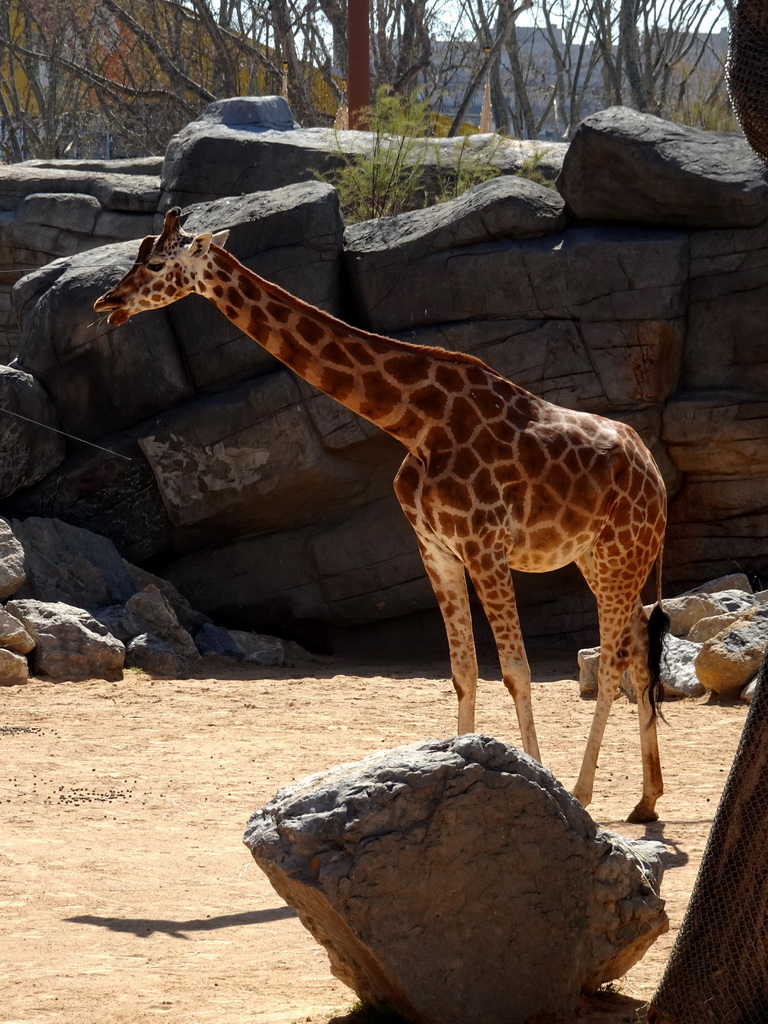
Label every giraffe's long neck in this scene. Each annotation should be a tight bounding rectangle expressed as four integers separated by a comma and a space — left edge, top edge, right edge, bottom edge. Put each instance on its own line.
195, 246, 496, 453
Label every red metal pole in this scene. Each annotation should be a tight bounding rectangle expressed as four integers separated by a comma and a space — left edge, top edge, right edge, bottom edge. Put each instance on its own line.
347, 0, 370, 129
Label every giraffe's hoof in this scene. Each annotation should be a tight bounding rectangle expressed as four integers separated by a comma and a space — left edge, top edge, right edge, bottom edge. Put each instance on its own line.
626, 804, 659, 824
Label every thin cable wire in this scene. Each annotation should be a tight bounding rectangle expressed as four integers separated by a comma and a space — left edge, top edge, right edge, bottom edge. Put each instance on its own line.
0, 406, 134, 461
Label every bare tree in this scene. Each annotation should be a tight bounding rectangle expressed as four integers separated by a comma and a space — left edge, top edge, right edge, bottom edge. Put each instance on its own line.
0, 0, 734, 162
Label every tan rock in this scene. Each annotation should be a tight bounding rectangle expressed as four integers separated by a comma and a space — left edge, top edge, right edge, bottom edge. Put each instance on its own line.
0, 647, 28, 685
694, 607, 768, 696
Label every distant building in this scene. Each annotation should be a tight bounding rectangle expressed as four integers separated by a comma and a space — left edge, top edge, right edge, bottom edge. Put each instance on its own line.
429, 25, 730, 139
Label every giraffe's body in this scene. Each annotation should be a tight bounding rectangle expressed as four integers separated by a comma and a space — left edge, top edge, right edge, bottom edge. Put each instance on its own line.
95, 209, 669, 822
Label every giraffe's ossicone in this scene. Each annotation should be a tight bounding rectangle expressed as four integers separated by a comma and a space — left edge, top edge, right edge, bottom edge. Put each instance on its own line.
95, 207, 669, 823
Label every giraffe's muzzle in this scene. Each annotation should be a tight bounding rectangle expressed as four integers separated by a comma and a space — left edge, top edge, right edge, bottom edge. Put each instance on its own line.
93, 292, 131, 326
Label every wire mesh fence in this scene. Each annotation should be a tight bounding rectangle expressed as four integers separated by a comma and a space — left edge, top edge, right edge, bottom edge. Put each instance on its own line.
648, 648, 768, 1023
727, 0, 768, 163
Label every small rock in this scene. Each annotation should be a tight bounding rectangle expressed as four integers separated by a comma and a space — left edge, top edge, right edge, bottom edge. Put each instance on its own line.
91, 604, 146, 641
741, 675, 759, 704
228, 629, 284, 666
695, 606, 768, 697
684, 573, 753, 597
658, 590, 756, 638
0, 647, 28, 685
577, 634, 704, 700
0, 607, 35, 655
194, 623, 245, 660
125, 585, 199, 661
660, 635, 706, 698
0, 517, 26, 600
687, 612, 743, 644
126, 633, 191, 678
6, 598, 124, 681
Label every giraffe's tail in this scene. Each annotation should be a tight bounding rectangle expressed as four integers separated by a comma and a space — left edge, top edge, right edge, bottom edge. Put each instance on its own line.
646, 552, 669, 722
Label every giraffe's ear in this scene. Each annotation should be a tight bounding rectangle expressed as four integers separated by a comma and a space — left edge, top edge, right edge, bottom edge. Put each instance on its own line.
187, 232, 214, 258
210, 229, 230, 250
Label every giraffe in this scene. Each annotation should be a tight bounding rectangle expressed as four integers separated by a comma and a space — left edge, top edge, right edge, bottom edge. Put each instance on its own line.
95, 207, 669, 823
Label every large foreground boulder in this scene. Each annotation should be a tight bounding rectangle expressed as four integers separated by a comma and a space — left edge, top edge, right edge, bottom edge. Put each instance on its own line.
245, 735, 668, 1024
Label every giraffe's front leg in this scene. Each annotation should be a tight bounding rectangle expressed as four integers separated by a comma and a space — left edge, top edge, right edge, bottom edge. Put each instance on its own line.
417, 537, 479, 734
470, 557, 541, 763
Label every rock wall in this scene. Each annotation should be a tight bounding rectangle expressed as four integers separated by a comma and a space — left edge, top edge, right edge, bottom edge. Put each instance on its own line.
0, 157, 163, 362
2, 97, 768, 649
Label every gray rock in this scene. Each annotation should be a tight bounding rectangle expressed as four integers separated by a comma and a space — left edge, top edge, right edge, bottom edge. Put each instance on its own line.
244, 735, 667, 1024
123, 565, 209, 635
0, 517, 26, 599
23, 156, 163, 176
159, 95, 566, 210
17, 193, 102, 233
0, 365, 65, 498
687, 613, 746, 644
228, 630, 284, 666
695, 606, 768, 696
0, 648, 28, 685
681, 572, 754, 597
136, 371, 399, 540
11, 517, 137, 609
344, 176, 567, 265
124, 585, 199, 661
194, 623, 245, 660
347, 219, 688, 335
167, 182, 345, 390
2, 439, 172, 566
160, 100, 340, 209
198, 95, 300, 130
663, 394, 768, 474
578, 633, 705, 700
0, 165, 159, 213
92, 604, 145, 641
6, 598, 124, 681
741, 674, 759, 704
659, 590, 756, 638
686, 226, 768, 392
659, 635, 707, 698
558, 106, 768, 228
125, 633, 191, 678
0, 607, 35, 655
13, 243, 193, 441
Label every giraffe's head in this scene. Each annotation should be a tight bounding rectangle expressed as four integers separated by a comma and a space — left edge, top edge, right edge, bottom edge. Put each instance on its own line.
94, 207, 230, 325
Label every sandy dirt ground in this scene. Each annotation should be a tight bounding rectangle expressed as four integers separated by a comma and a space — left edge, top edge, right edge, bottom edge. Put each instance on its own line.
1, 647, 749, 1024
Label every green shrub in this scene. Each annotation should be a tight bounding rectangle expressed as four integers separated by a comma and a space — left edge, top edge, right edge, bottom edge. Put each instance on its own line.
321, 88, 503, 223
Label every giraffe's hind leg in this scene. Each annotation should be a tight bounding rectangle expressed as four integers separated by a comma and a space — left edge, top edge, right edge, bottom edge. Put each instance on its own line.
571, 619, 632, 810
573, 552, 664, 820
572, 553, 646, 814
626, 603, 663, 823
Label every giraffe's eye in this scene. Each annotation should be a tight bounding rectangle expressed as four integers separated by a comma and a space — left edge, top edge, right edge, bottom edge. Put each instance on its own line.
147, 261, 164, 272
